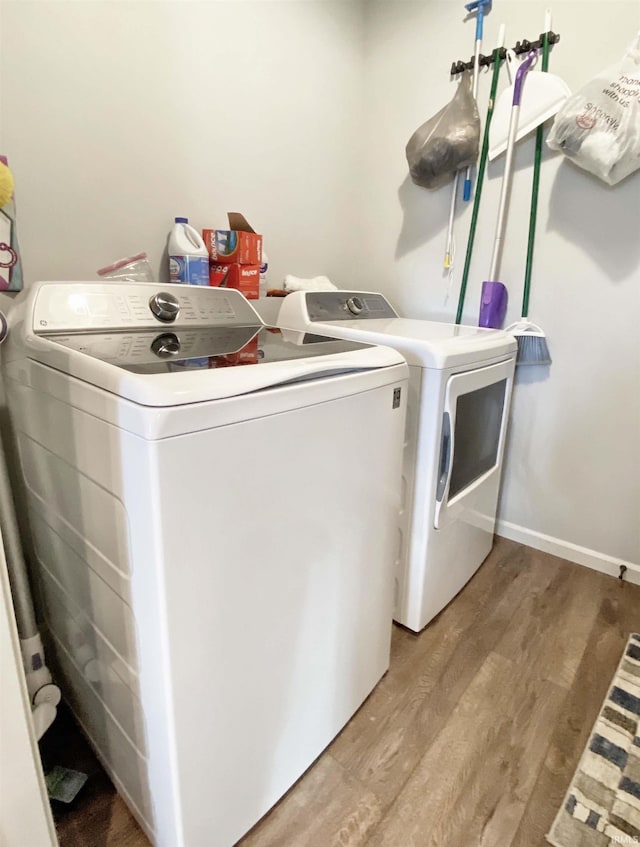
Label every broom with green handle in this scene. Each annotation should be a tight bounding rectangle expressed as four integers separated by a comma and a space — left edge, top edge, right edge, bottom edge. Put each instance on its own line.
506, 14, 553, 365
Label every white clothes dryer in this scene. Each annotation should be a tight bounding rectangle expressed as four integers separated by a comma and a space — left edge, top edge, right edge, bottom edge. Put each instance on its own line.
3, 282, 408, 847
278, 290, 517, 633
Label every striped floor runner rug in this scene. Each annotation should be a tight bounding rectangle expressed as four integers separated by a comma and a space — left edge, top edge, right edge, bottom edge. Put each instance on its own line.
548, 633, 640, 846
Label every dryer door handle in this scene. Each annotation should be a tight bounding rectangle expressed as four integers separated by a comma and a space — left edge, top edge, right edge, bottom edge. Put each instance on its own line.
436, 412, 452, 503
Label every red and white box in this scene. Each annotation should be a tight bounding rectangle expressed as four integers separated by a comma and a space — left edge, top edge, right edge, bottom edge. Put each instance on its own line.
202, 212, 262, 266
209, 263, 260, 300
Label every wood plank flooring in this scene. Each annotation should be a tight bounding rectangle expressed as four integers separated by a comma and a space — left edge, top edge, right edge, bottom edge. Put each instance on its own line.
44, 539, 640, 847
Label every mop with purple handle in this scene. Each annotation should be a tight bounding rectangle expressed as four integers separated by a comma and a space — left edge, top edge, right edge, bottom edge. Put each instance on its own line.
479, 48, 538, 329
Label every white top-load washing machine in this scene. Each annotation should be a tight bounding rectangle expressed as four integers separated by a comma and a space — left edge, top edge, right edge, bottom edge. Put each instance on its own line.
278, 290, 517, 633
3, 282, 408, 847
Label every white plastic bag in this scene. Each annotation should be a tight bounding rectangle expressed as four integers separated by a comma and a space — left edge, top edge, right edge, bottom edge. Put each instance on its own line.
547, 34, 640, 185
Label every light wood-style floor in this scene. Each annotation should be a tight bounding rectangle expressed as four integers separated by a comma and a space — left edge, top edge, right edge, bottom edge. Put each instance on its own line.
45, 538, 640, 847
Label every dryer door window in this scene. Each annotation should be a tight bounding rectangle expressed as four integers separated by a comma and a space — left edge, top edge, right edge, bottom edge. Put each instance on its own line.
448, 379, 506, 500
434, 358, 514, 530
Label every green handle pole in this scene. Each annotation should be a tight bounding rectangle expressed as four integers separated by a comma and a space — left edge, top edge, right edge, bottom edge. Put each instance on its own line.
455, 47, 502, 325
522, 32, 550, 318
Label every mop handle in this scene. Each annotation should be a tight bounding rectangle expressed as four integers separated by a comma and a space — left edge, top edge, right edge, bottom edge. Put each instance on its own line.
463, 37, 482, 201
445, 0, 491, 267
522, 29, 550, 318
463, 0, 489, 201
488, 49, 537, 281
444, 171, 460, 270
455, 38, 504, 324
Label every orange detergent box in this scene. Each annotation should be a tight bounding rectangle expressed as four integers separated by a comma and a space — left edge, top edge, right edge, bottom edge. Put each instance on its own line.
209, 263, 260, 299
203, 212, 262, 266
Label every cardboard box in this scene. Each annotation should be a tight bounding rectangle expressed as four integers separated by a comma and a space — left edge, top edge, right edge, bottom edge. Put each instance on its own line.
209, 263, 260, 299
203, 212, 262, 265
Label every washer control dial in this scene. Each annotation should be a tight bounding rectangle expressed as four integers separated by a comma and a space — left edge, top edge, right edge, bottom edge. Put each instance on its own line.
149, 292, 180, 323
346, 296, 364, 316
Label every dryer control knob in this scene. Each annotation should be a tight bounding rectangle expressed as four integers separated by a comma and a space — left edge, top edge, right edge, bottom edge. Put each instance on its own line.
346, 296, 364, 315
151, 333, 181, 357
149, 292, 180, 322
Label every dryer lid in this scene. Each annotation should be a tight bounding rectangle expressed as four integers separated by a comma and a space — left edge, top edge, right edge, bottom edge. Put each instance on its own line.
278, 291, 517, 369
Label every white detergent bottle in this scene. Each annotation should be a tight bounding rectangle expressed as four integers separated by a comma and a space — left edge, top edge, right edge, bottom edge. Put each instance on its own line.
168, 217, 209, 286
259, 249, 269, 297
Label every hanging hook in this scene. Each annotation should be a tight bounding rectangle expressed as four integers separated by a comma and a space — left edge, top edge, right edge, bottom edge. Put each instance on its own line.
450, 30, 559, 76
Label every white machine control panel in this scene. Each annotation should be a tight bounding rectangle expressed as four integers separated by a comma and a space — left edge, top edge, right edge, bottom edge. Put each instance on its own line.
304, 291, 397, 322
32, 282, 261, 333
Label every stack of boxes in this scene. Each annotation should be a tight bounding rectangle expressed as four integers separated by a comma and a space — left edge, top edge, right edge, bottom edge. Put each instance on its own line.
203, 213, 262, 300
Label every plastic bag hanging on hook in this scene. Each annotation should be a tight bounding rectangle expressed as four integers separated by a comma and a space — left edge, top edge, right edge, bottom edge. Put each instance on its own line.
405, 70, 480, 190
546, 33, 640, 186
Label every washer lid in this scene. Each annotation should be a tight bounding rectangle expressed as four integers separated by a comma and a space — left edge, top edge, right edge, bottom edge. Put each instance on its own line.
31, 325, 405, 406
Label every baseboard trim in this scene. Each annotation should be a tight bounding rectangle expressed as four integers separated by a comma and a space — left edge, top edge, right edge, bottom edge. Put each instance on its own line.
495, 520, 640, 586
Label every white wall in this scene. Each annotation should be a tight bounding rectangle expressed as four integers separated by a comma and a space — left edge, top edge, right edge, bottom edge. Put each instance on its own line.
0, 0, 365, 288
359, 0, 640, 571
0, 0, 638, 573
